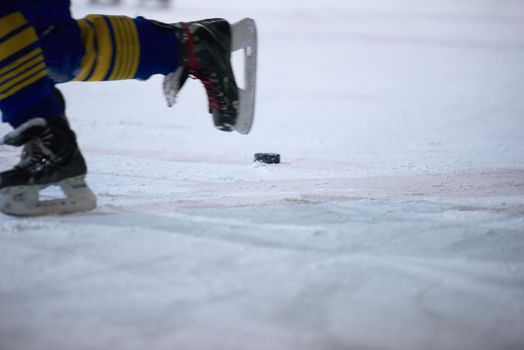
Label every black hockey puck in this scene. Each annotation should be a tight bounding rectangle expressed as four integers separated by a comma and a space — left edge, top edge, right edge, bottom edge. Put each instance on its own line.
254, 153, 280, 164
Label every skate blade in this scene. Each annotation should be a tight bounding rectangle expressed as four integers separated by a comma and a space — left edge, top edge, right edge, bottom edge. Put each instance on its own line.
231, 18, 258, 135
0, 176, 97, 217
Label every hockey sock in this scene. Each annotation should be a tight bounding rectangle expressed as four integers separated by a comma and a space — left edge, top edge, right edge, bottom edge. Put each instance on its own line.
0, 12, 62, 127
73, 15, 178, 82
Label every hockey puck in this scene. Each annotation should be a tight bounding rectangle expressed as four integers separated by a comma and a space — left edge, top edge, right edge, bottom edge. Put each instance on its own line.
254, 153, 280, 164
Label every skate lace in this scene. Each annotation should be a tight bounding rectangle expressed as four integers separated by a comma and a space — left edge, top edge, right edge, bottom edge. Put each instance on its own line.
180, 22, 227, 113
18, 141, 45, 169
18, 133, 54, 169
191, 72, 222, 111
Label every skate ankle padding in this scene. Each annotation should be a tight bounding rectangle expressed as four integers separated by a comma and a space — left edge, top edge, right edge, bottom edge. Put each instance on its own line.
2, 118, 47, 146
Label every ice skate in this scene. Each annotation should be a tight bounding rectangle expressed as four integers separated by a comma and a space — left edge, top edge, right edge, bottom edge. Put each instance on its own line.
0, 107, 96, 217
163, 18, 257, 134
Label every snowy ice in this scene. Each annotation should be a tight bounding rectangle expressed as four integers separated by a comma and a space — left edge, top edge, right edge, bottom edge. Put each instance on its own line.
1, 0, 524, 349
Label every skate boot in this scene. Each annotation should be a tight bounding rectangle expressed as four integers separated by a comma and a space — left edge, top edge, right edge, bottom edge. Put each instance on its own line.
0, 101, 96, 216
163, 18, 258, 134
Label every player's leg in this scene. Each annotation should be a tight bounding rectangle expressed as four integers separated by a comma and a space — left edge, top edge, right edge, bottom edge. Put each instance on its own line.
1, 9, 256, 215
50, 15, 252, 132
0, 3, 95, 216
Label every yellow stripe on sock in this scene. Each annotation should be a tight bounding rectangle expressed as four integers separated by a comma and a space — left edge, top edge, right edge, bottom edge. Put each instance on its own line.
108, 16, 139, 80
0, 53, 43, 85
0, 61, 46, 93
121, 16, 140, 80
118, 17, 133, 79
87, 15, 113, 81
0, 13, 27, 39
73, 19, 97, 81
128, 18, 140, 79
108, 16, 125, 80
0, 48, 41, 78
0, 67, 47, 100
0, 27, 38, 62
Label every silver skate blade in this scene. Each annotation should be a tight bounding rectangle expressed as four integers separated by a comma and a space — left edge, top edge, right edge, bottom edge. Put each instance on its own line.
231, 18, 257, 135
0, 176, 97, 217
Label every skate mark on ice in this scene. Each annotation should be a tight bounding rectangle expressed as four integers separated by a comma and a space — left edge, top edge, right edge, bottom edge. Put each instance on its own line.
61, 211, 352, 255
86, 147, 248, 166
94, 168, 524, 212
50, 202, 524, 291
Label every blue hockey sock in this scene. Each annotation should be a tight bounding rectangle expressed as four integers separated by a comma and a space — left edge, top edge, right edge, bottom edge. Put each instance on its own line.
73, 15, 178, 82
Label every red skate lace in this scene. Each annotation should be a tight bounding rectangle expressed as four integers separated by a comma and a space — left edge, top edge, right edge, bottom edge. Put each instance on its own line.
180, 22, 221, 112
193, 72, 221, 111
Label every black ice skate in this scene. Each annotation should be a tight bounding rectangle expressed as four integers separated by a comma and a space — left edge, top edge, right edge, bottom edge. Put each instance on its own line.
0, 107, 96, 216
163, 18, 257, 134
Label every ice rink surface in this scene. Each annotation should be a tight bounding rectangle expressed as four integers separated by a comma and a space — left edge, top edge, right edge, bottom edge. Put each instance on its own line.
1, 0, 524, 349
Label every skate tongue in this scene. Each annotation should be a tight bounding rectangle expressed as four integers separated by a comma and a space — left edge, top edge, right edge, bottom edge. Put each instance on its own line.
163, 66, 189, 107
3, 118, 48, 147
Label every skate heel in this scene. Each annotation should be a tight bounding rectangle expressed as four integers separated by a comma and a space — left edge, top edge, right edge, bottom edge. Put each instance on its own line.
59, 176, 97, 212
231, 18, 257, 135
